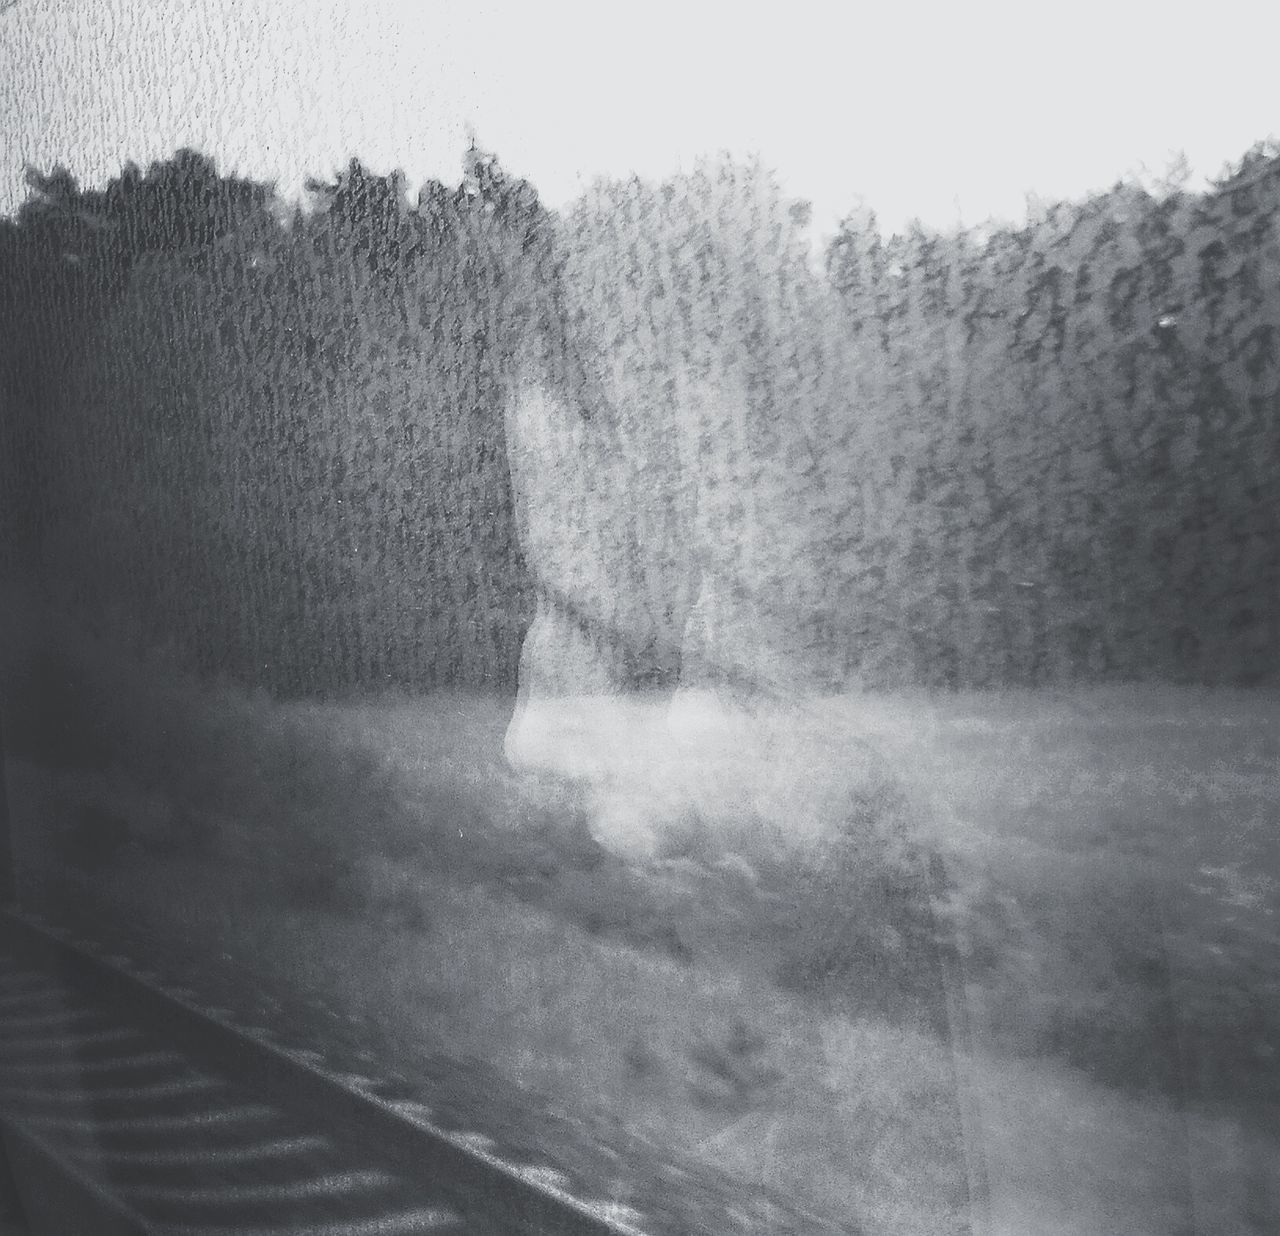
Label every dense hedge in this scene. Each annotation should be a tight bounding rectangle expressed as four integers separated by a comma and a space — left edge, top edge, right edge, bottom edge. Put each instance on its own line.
2, 151, 548, 694
509, 161, 860, 693
824, 145, 1280, 686
2, 143, 1276, 695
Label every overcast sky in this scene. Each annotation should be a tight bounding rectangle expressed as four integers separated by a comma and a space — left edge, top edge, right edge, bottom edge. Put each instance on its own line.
1, 0, 1277, 241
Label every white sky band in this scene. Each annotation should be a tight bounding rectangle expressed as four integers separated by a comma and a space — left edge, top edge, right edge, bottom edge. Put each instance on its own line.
2, 0, 1277, 240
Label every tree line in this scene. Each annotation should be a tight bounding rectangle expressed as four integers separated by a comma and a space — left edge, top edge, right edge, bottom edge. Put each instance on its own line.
1, 142, 1276, 694
824, 144, 1279, 686
1, 148, 552, 693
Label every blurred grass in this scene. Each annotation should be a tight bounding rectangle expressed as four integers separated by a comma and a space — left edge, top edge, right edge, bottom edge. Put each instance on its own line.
831, 687, 1280, 1232
4, 604, 1278, 1232
836, 688, 1280, 1094
0, 610, 963, 1233
1, 607, 936, 1015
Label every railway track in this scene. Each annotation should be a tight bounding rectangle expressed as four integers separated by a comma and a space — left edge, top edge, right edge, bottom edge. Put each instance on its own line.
0, 905, 650, 1236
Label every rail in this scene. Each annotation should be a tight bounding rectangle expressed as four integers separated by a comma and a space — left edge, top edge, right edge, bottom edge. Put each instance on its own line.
0, 904, 649, 1236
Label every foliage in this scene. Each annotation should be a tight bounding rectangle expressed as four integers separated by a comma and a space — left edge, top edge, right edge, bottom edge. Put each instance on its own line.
2, 147, 546, 694
518, 158, 860, 691
826, 143, 1280, 687
2, 141, 1278, 692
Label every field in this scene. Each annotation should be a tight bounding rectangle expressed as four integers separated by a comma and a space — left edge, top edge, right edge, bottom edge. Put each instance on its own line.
2, 624, 1277, 1235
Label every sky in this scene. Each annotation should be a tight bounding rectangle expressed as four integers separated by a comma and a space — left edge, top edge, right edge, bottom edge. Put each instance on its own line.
1, 0, 1277, 244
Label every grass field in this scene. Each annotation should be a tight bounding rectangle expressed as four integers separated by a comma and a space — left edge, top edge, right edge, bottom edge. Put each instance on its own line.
833, 688, 1280, 1234
2, 620, 1277, 1234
